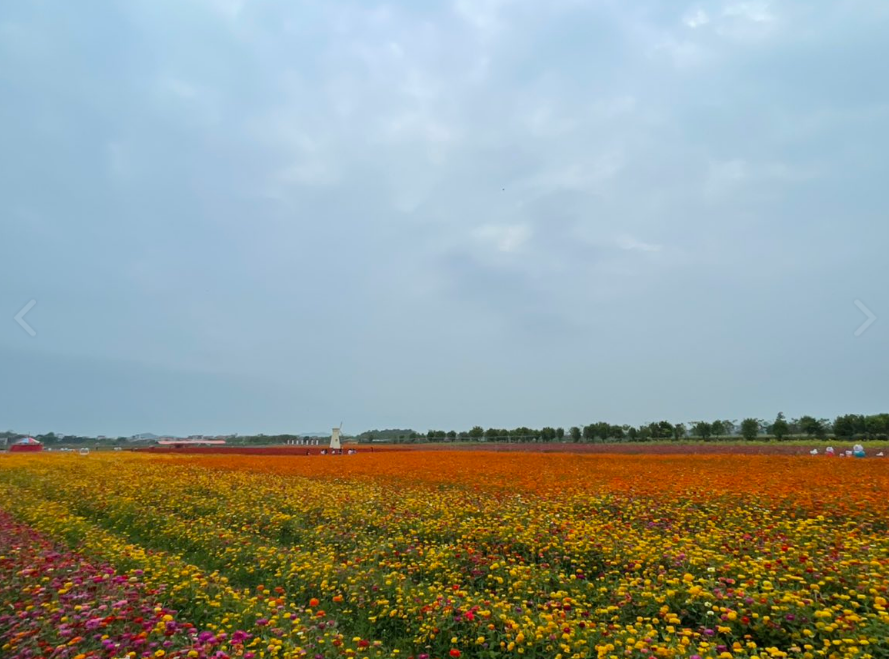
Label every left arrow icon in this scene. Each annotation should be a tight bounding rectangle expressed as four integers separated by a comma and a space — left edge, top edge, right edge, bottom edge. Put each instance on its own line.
15, 299, 37, 337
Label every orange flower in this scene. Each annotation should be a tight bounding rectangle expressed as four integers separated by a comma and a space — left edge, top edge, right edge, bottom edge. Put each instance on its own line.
309, 598, 319, 607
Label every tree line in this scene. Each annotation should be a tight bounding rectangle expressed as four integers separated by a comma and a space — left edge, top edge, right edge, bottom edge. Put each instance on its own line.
6, 412, 889, 447
379, 412, 889, 443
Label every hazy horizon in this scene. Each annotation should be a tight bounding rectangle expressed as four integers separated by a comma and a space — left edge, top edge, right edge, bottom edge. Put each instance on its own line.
2, 0, 887, 437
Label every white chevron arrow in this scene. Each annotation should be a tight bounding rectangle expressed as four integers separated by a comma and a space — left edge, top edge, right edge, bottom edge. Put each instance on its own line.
854, 299, 876, 337
14, 299, 37, 337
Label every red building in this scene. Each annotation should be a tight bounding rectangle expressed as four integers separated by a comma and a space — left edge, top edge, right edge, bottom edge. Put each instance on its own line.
9, 437, 43, 453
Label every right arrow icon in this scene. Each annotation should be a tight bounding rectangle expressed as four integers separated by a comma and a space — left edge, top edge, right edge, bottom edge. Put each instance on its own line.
854, 299, 877, 337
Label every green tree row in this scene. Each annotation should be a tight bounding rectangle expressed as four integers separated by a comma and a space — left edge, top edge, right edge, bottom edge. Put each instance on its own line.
7, 412, 889, 447
399, 412, 889, 443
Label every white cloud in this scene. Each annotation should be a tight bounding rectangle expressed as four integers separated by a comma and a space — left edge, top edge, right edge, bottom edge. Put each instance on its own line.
761, 162, 821, 182
453, 0, 512, 40
654, 37, 706, 69
723, 1, 775, 24
520, 103, 577, 138
705, 158, 820, 198
200, 0, 246, 22
616, 235, 663, 253
106, 142, 129, 180
277, 161, 338, 187
466, 55, 491, 83
706, 158, 748, 194
525, 153, 625, 194
683, 9, 710, 29
158, 77, 199, 100
675, 1, 778, 43
718, 1, 777, 39
473, 223, 532, 253
380, 111, 455, 145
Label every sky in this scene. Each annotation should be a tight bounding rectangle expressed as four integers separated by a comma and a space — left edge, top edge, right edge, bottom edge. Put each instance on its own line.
1, 0, 887, 437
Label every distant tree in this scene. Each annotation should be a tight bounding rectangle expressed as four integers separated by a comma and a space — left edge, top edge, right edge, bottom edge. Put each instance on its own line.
569, 426, 581, 442
672, 423, 686, 441
656, 421, 674, 439
710, 420, 727, 438
770, 412, 790, 441
626, 427, 639, 441
555, 427, 565, 441
740, 418, 760, 441
540, 427, 557, 442
447, 430, 457, 440
691, 421, 713, 440
38, 432, 59, 445
469, 426, 485, 440
591, 422, 613, 441
582, 424, 595, 442
864, 414, 889, 439
833, 415, 860, 438
798, 416, 825, 438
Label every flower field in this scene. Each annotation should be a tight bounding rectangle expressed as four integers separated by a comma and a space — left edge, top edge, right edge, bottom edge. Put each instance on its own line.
1, 453, 887, 659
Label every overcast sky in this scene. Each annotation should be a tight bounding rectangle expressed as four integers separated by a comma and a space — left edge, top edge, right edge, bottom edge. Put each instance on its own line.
2, 0, 887, 437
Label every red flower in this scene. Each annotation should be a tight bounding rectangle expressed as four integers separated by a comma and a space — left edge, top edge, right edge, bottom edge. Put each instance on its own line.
450, 650, 461, 658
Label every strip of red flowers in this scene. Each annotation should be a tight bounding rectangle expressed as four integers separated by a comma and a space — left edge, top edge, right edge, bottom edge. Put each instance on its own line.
0, 510, 254, 659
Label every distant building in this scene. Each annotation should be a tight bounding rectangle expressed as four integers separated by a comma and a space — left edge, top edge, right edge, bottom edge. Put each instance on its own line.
130, 433, 160, 441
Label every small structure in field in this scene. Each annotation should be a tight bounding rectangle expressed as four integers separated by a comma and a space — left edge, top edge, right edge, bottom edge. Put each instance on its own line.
10, 437, 43, 453
157, 439, 227, 449
330, 425, 342, 451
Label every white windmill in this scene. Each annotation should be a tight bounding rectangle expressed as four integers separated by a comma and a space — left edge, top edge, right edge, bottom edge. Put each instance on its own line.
329, 422, 343, 452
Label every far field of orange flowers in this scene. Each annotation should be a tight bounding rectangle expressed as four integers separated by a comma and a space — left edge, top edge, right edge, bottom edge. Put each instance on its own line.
1, 451, 887, 659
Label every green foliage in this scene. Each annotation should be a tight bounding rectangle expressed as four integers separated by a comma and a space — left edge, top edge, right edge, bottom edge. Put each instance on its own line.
798, 416, 826, 438
358, 429, 417, 440
11, 411, 889, 450
691, 421, 713, 440
740, 418, 760, 441
770, 412, 790, 441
